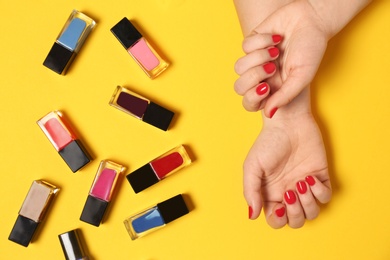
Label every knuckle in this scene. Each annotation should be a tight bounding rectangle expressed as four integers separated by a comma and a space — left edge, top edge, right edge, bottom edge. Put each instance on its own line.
247, 68, 261, 84
243, 158, 256, 173
234, 60, 244, 75
234, 80, 245, 95
244, 94, 261, 112
254, 50, 265, 62
289, 220, 305, 229
287, 208, 304, 220
306, 210, 319, 221
242, 38, 251, 53
258, 99, 266, 110
242, 101, 256, 112
314, 185, 332, 204
302, 203, 320, 220
319, 193, 332, 204
267, 219, 286, 229
245, 91, 257, 104
242, 34, 264, 53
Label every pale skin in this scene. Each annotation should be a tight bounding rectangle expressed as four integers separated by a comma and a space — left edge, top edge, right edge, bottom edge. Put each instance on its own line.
234, 0, 372, 228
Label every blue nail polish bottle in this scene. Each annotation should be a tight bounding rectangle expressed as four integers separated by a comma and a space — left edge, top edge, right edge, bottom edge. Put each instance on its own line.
43, 10, 95, 75
124, 194, 189, 240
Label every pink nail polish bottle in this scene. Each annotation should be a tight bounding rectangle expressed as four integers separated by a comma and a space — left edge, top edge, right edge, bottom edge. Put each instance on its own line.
111, 18, 169, 79
80, 160, 126, 227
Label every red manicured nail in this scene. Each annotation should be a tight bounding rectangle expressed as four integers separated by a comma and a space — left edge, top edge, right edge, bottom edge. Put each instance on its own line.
284, 190, 297, 205
272, 34, 282, 43
263, 63, 276, 74
306, 176, 316, 186
269, 107, 278, 118
297, 181, 308, 194
256, 83, 268, 95
248, 206, 253, 219
268, 47, 279, 58
275, 207, 285, 217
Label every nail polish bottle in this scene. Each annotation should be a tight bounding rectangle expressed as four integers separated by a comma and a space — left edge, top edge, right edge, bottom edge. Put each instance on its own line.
59, 229, 89, 260
124, 194, 189, 240
80, 160, 125, 227
43, 10, 96, 75
9, 180, 59, 247
110, 18, 169, 79
37, 111, 92, 173
109, 85, 174, 131
127, 145, 192, 193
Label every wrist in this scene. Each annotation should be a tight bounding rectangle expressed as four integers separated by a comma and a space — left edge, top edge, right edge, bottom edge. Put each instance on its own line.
234, 0, 295, 36
307, 0, 372, 39
262, 86, 312, 126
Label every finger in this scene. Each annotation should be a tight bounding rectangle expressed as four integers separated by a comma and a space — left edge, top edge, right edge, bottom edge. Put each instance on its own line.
235, 47, 279, 75
243, 154, 264, 220
242, 82, 270, 112
264, 202, 287, 229
296, 180, 320, 220
242, 33, 282, 54
263, 68, 312, 118
284, 190, 305, 228
234, 62, 276, 96
306, 175, 332, 204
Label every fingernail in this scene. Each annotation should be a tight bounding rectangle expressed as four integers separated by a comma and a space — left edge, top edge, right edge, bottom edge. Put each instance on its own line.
297, 181, 308, 194
248, 206, 253, 219
268, 47, 279, 58
263, 63, 276, 74
275, 207, 285, 217
306, 176, 316, 186
284, 190, 297, 205
269, 107, 278, 118
272, 34, 282, 43
256, 83, 268, 95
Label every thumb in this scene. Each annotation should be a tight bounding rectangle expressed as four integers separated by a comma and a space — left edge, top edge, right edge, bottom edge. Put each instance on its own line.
243, 157, 264, 220
264, 68, 311, 118
250, 7, 281, 36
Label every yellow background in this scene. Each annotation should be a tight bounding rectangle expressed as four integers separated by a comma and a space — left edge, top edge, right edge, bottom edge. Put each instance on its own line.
1, 0, 390, 259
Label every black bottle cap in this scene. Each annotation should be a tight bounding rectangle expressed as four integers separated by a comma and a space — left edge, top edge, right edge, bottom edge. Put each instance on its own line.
126, 164, 159, 193
8, 215, 39, 247
43, 42, 75, 75
80, 196, 108, 227
157, 194, 189, 224
143, 102, 174, 131
59, 140, 91, 173
59, 229, 88, 260
110, 18, 142, 49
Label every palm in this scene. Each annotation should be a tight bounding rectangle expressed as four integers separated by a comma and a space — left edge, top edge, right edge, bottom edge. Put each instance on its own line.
245, 113, 329, 204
